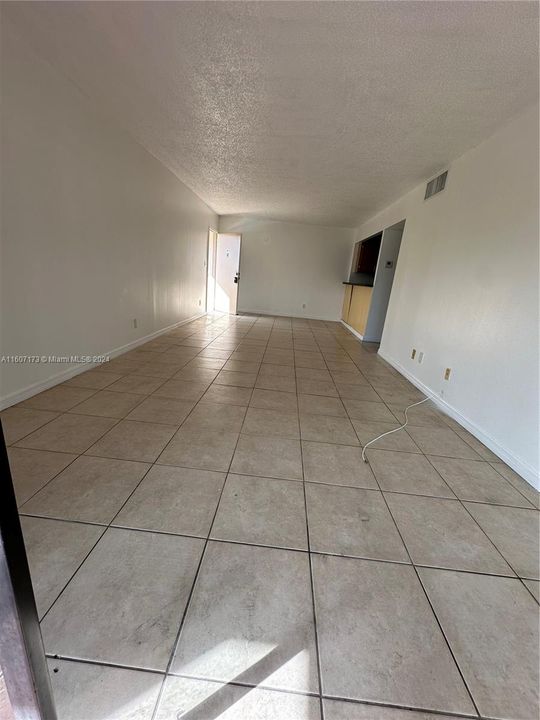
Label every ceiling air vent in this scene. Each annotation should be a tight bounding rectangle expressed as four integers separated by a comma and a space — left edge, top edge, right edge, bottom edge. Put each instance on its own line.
424, 170, 447, 200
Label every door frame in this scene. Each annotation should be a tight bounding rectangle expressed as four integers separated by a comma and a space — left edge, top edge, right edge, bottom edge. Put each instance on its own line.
215, 232, 242, 315
0, 423, 57, 719
205, 227, 218, 313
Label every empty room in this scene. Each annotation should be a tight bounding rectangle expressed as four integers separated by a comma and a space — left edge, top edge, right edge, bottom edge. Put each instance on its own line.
0, 2, 538, 720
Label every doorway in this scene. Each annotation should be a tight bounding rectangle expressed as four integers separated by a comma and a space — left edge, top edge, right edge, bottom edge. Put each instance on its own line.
209, 232, 241, 314
206, 228, 218, 312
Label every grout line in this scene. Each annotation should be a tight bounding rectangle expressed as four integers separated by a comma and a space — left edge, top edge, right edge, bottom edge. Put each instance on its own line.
425, 453, 536, 581
9, 313, 537, 720
375, 475, 481, 717
321, 692, 480, 719
17, 512, 532, 581
150, 316, 274, 720
34, 314, 245, 627
297, 365, 326, 720
488, 460, 539, 508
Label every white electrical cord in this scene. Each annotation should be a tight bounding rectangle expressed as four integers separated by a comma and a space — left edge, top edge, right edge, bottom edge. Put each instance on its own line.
362, 396, 431, 463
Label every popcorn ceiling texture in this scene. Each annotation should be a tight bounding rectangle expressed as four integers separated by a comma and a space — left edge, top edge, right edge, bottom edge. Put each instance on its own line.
4, 1, 539, 227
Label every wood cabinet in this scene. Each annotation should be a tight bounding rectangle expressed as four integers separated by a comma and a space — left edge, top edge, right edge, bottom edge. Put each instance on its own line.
341, 284, 353, 322
341, 284, 373, 337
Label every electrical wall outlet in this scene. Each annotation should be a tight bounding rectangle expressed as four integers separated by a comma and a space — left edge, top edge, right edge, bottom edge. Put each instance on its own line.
411, 348, 416, 359
418, 352, 424, 364
302, 303, 306, 309
198, 299, 202, 306
444, 367, 451, 380
132, 318, 138, 329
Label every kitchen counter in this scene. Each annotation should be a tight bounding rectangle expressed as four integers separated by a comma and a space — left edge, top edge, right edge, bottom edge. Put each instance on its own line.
342, 280, 374, 287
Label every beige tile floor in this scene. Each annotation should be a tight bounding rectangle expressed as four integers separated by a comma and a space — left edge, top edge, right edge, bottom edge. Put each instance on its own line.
2, 313, 539, 720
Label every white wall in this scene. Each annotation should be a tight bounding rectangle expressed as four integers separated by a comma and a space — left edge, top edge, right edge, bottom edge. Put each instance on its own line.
218, 216, 355, 321
0, 20, 217, 407
354, 103, 539, 487
364, 221, 404, 342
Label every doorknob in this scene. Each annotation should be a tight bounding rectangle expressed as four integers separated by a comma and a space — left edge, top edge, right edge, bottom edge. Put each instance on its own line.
234, 272, 239, 284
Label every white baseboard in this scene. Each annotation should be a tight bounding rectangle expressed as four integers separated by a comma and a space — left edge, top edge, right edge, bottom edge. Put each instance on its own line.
239, 308, 339, 322
340, 320, 364, 341
377, 348, 539, 490
0, 312, 206, 411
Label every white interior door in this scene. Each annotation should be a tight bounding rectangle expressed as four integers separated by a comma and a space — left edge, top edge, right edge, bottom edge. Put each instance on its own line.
215, 233, 241, 314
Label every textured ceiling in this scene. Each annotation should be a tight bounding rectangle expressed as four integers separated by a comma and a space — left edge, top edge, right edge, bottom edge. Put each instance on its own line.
4, 1, 539, 227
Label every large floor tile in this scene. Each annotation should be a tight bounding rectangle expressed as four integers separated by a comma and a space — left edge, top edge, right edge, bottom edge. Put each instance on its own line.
312, 555, 474, 714
211, 474, 307, 549
49, 659, 162, 720
158, 428, 239, 471
153, 379, 208, 401
335, 384, 382, 402
125, 396, 195, 425
173, 367, 220, 383
63, 368, 125, 390
214, 370, 257, 388
330, 370, 369, 385
22, 386, 97, 412
21, 516, 103, 619
249, 388, 298, 412
172, 542, 318, 693
406, 426, 481, 460
201, 384, 252, 406
68, 390, 143, 418
41, 528, 204, 670
200, 348, 233, 360
241, 407, 300, 439
156, 677, 321, 720
15, 413, 117, 454
85, 419, 176, 462
301, 442, 377, 488
366, 449, 454, 497
7, 447, 77, 505
523, 579, 540, 603
139, 361, 187, 379
298, 394, 346, 417
444, 421, 500, 461
114, 465, 225, 536
387, 402, 447, 427
105, 358, 146, 375
182, 402, 246, 433
464, 503, 539, 578
189, 356, 227, 370
264, 353, 294, 366
255, 374, 297, 393
342, 399, 396, 422
230, 435, 302, 480
352, 421, 421, 453
1, 406, 60, 444
306, 485, 408, 562
20, 456, 150, 524
324, 699, 458, 720
370, 385, 425, 408
296, 378, 338, 397
300, 415, 358, 445
428, 456, 533, 507
222, 359, 261, 373
230, 351, 264, 364
295, 367, 332, 381
419, 568, 539, 719
490, 462, 540, 508
385, 494, 513, 575
106, 374, 166, 395
258, 363, 295, 378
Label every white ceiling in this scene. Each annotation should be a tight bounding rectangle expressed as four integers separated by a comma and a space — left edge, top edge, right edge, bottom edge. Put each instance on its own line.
4, 1, 539, 227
